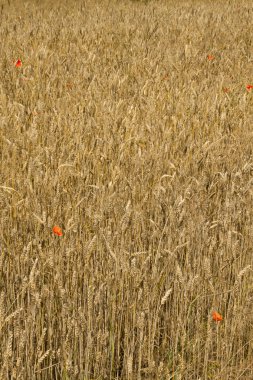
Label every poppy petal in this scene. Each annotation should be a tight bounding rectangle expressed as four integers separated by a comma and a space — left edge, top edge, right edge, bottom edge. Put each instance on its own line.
212, 310, 223, 322
15, 59, 22, 68
53, 226, 63, 236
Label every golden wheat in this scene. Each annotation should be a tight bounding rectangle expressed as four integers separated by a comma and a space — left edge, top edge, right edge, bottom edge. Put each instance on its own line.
1, 0, 253, 379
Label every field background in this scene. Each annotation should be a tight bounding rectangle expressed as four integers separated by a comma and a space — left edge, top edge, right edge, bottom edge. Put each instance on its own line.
1, 0, 253, 379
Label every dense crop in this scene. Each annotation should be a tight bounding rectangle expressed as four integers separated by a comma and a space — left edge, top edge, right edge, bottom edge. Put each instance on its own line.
0, 0, 253, 378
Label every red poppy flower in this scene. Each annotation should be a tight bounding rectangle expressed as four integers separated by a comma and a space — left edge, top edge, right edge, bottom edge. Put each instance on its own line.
52, 226, 63, 236
15, 59, 22, 68
212, 310, 223, 322
207, 55, 215, 61
246, 84, 253, 91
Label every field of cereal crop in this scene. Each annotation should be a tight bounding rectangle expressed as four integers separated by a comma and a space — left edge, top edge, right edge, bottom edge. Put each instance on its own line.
1, 0, 253, 378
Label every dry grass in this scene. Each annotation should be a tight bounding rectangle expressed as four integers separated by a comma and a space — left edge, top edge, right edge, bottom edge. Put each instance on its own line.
1, 0, 253, 378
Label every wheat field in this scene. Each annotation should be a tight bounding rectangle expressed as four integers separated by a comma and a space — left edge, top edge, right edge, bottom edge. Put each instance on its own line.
1, 0, 253, 379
